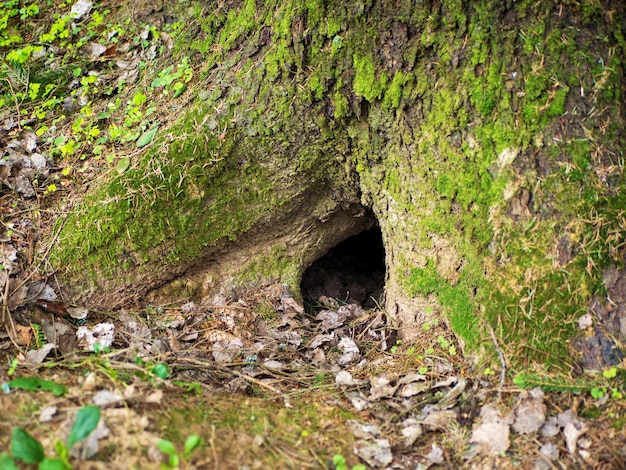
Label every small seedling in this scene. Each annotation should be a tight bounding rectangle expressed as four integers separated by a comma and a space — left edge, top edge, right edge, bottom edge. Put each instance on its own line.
151, 363, 170, 379
332, 454, 366, 470
0, 405, 101, 469
158, 434, 202, 469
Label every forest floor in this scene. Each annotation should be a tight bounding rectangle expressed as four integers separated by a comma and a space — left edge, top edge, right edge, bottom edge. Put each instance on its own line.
1, 293, 626, 469
1, 0, 626, 469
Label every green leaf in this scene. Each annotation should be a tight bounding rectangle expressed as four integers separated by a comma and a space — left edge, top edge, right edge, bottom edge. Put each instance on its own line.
0, 453, 19, 470
183, 435, 201, 455
11, 428, 45, 464
603, 367, 617, 379
136, 126, 159, 148
116, 157, 130, 174
8, 377, 67, 396
67, 406, 101, 450
157, 440, 177, 456
173, 83, 187, 98
152, 363, 169, 379
38, 458, 70, 470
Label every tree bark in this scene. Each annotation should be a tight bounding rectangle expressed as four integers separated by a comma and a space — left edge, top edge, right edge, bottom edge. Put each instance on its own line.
53, 0, 626, 370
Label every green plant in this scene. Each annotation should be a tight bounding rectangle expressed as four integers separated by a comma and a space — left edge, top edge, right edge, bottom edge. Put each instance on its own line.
0, 405, 101, 469
390, 339, 402, 354
157, 434, 202, 469
332, 454, 365, 470
7, 357, 18, 376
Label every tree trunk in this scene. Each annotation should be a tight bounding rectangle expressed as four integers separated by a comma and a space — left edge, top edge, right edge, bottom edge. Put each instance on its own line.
53, 0, 626, 371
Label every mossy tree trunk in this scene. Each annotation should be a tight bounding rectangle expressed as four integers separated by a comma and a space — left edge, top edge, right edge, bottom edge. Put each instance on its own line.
54, 0, 625, 371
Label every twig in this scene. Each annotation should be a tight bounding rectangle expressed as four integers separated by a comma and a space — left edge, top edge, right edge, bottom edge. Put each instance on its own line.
2, 266, 21, 351
487, 322, 507, 397
209, 424, 218, 470
175, 357, 284, 396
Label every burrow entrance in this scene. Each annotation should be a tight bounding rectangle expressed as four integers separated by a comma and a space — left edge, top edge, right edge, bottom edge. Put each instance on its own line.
300, 225, 386, 309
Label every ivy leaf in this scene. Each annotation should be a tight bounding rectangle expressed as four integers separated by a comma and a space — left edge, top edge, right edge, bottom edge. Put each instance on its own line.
8, 377, 67, 396
10, 428, 45, 464
67, 406, 101, 450
136, 126, 159, 148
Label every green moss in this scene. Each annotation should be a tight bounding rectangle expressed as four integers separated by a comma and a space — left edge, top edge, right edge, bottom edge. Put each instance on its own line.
403, 262, 481, 349
326, 16, 341, 38
381, 71, 405, 110
332, 90, 349, 119
405, 262, 445, 296
238, 244, 299, 287
308, 73, 324, 100
352, 53, 387, 102
219, 0, 257, 50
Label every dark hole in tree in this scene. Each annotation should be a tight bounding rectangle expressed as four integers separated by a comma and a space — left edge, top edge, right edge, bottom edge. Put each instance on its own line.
300, 226, 386, 309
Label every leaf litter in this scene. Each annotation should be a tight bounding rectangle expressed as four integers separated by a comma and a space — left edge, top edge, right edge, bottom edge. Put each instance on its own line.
4, 285, 624, 468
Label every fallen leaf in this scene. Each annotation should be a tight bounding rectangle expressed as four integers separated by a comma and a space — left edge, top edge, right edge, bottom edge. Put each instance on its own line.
470, 404, 513, 456
335, 371, 356, 386
93, 390, 124, 407
425, 443, 445, 464
39, 406, 58, 423
24, 343, 56, 364
512, 388, 546, 435
337, 337, 360, 365
368, 375, 398, 400
353, 439, 392, 467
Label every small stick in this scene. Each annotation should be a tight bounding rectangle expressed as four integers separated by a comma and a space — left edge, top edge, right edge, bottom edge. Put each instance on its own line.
487, 322, 507, 397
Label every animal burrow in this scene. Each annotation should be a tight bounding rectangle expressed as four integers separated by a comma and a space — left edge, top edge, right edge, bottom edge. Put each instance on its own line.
300, 226, 386, 309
